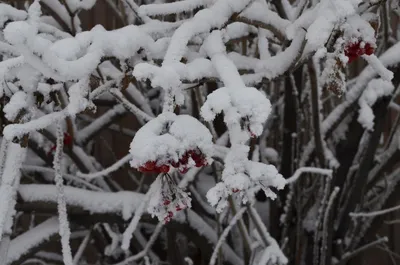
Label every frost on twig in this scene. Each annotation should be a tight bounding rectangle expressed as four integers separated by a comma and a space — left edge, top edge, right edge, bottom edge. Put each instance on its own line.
53, 122, 73, 265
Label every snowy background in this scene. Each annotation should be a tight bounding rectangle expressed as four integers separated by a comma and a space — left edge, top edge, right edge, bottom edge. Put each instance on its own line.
0, 0, 399, 265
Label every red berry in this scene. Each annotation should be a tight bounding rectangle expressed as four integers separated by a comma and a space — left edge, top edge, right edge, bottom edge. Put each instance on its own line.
232, 188, 240, 193
179, 153, 189, 165
64, 133, 72, 146
187, 150, 195, 156
168, 211, 173, 217
63, 133, 72, 146
176, 205, 182, 211
138, 166, 148, 172
364, 43, 374, 55
159, 164, 170, 173
164, 216, 171, 223
163, 200, 170, 206
170, 160, 180, 168
144, 161, 156, 171
179, 167, 189, 174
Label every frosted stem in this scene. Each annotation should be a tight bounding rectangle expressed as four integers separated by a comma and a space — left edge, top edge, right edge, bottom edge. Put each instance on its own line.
117, 222, 163, 265
209, 207, 247, 265
350, 203, 400, 218
121, 176, 159, 250
286, 167, 333, 184
73, 230, 91, 265
0, 139, 9, 184
54, 122, 73, 265
320, 187, 340, 265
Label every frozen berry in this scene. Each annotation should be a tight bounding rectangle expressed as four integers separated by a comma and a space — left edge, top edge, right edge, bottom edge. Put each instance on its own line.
345, 41, 375, 63
144, 161, 156, 170
179, 153, 189, 165
163, 200, 170, 206
179, 167, 189, 174
232, 188, 240, 193
168, 211, 173, 218
364, 43, 374, 55
63, 133, 73, 146
164, 216, 171, 223
170, 160, 180, 168
159, 164, 170, 173
176, 205, 182, 211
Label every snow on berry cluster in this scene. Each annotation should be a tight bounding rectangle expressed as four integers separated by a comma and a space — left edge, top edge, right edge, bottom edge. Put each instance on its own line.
341, 14, 377, 63
130, 112, 213, 222
321, 14, 377, 96
201, 86, 271, 143
147, 174, 191, 223
129, 112, 213, 174
207, 145, 286, 213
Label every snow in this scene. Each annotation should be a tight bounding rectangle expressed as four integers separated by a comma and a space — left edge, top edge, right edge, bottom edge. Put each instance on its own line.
3, 20, 156, 82
0, 143, 27, 241
139, 0, 205, 16
341, 14, 377, 47
362, 54, 393, 82
0, 4, 27, 28
18, 184, 144, 220
200, 30, 272, 142
163, 0, 252, 64
53, 123, 73, 265
3, 111, 66, 141
129, 112, 213, 168
3, 91, 29, 121
77, 154, 132, 180
7, 218, 59, 264
40, 0, 72, 31
240, 1, 290, 39
65, 0, 97, 12
286, 167, 333, 184
207, 146, 286, 213
358, 79, 394, 130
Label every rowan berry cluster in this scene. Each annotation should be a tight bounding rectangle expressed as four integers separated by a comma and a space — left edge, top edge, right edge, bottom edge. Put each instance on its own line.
344, 41, 374, 63
137, 149, 208, 174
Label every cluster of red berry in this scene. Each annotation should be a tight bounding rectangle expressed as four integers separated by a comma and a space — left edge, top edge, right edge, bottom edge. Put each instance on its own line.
171, 149, 207, 173
137, 149, 207, 174
138, 161, 170, 174
344, 41, 374, 63
162, 198, 187, 223
48, 133, 73, 156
